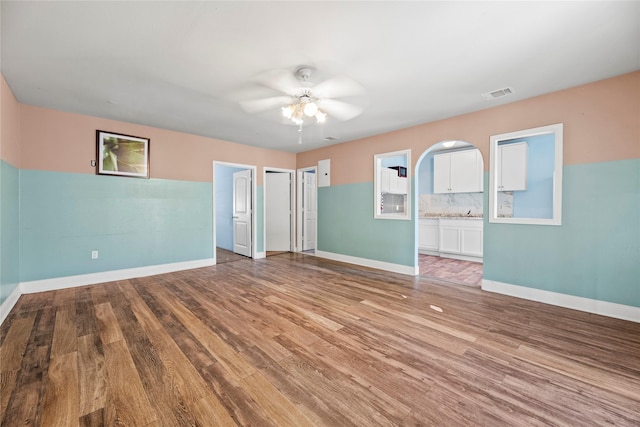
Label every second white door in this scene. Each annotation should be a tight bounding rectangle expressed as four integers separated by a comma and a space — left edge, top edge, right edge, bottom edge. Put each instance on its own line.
266, 172, 291, 251
302, 171, 317, 251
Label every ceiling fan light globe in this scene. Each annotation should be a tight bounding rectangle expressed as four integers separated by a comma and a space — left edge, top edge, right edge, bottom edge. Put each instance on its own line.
282, 106, 293, 118
315, 111, 326, 123
303, 102, 318, 117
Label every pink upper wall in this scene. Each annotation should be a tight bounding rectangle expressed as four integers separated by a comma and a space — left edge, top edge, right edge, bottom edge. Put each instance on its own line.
297, 71, 640, 186
19, 105, 296, 184
14, 70, 640, 185
1, 75, 21, 167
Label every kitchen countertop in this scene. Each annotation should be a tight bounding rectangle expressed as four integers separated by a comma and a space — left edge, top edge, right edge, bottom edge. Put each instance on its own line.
420, 215, 483, 220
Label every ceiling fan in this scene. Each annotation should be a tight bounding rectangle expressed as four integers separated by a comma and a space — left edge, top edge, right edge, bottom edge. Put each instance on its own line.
240, 65, 365, 127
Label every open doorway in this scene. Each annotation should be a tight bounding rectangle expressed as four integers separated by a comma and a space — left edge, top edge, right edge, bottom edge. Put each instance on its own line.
297, 166, 317, 254
415, 140, 484, 286
213, 162, 257, 264
264, 168, 295, 256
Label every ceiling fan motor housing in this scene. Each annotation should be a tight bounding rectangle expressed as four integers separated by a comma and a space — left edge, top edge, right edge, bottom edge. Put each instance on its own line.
295, 66, 315, 82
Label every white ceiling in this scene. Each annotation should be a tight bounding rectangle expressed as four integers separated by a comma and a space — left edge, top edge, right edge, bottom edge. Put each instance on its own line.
2, 1, 639, 153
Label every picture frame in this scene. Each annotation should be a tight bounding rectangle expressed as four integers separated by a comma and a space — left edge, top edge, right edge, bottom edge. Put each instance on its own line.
96, 130, 150, 178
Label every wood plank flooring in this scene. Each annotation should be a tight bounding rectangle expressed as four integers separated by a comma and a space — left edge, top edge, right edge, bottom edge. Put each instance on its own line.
2, 253, 639, 426
216, 247, 249, 264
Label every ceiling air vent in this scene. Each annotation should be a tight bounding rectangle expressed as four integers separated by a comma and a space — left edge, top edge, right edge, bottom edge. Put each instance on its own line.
482, 87, 515, 100
323, 136, 340, 141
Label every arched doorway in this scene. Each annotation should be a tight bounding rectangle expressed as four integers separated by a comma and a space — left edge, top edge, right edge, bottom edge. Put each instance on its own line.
415, 140, 484, 286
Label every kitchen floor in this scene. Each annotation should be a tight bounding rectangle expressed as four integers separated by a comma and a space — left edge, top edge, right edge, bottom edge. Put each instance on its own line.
419, 254, 482, 287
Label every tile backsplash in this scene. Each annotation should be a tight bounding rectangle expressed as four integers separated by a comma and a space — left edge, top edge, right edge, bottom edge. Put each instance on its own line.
419, 193, 483, 217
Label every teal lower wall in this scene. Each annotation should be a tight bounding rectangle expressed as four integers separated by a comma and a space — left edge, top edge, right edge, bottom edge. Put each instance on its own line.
317, 160, 638, 309
9, 158, 640, 311
317, 182, 415, 266
1, 160, 20, 304
20, 170, 214, 282
484, 159, 640, 308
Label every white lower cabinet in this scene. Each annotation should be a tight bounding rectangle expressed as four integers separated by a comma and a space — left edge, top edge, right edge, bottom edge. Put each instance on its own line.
420, 218, 483, 261
460, 226, 483, 257
439, 225, 461, 254
418, 219, 439, 253
439, 219, 483, 260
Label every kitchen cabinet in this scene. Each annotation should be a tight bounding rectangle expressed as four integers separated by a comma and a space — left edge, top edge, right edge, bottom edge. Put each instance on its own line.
419, 218, 483, 261
380, 167, 392, 193
439, 223, 461, 254
497, 142, 527, 191
433, 149, 483, 194
418, 219, 439, 254
439, 219, 483, 261
380, 167, 407, 194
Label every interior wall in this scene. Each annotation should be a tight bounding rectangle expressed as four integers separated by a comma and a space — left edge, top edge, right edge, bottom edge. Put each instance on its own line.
0, 75, 21, 304
17, 104, 295, 283
297, 71, 640, 308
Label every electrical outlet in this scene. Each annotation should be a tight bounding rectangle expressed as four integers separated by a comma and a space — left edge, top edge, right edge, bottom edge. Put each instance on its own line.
91, 250, 99, 259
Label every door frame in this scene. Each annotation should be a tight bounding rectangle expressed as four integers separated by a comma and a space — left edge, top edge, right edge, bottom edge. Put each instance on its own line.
213, 161, 258, 263
263, 167, 295, 253
414, 141, 485, 276
296, 166, 317, 253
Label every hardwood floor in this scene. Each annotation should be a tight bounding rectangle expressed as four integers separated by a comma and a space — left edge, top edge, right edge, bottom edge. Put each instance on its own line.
266, 251, 289, 257
2, 253, 639, 426
216, 247, 249, 264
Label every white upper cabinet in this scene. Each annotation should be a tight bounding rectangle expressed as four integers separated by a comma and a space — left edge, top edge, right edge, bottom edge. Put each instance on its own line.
380, 167, 393, 193
497, 142, 527, 191
380, 167, 407, 194
433, 154, 451, 194
433, 149, 483, 194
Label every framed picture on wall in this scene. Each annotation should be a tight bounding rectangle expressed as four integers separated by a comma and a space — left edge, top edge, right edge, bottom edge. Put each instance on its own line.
96, 130, 150, 178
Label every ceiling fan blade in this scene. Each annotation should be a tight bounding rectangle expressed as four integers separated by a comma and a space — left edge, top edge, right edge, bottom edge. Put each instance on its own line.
312, 76, 365, 99
240, 96, 291, 113
317, 99, 363, 121
255, 69, 303, 96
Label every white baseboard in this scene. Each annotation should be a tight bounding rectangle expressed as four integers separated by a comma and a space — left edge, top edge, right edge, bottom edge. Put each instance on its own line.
0, 284, 22, 325
418, 249, 440, 256
418, 249, 483, 263
20, 258, 215, 295
482, 279, 640, 323
316, 250, 419, 276
440, 253, 483, 263
255, 251, 266, 259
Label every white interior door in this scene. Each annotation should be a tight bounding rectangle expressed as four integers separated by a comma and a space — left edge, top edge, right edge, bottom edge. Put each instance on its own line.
233, 169, 252, 257
265, 172, 291, 251
302, 171, 317, 251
